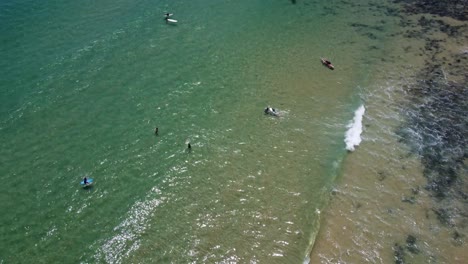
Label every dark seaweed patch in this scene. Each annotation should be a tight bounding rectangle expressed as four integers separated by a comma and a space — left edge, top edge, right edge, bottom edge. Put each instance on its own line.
433, 207, 455, 226
393, 243, 406, 264
406, 235, 420, 254
416, 16, 465, 37
395, 36, 467, 202
364, 32, 378, 40
453, 230, 461, 239
397, 72, 467, 199
452, 230, 465, 246
320, 6, 337, 16
392, 236, 420, 264
393, 0, 468, 21
377, 170, 387, 181
349, 23, 384, 31
385, 7, 401, 17
349, 22, 385, 40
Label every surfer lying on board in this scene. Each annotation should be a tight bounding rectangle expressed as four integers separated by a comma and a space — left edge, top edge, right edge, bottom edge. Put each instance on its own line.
320, 58, 335, 70
83, 177, 88, 185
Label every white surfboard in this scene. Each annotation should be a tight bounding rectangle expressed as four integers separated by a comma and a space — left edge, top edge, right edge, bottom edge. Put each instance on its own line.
166, 18, 178, 23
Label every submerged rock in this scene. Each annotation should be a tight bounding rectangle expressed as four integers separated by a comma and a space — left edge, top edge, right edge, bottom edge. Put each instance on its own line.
433, 207, 455, 226
406, 235, 420, 254
452, 230, 465, 246
402, 196, 416, 204
393, 243, 406, 264
377, 170, 387, 181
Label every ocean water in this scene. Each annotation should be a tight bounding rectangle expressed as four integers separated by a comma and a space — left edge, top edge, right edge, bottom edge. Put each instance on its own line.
2, 0, 465, 263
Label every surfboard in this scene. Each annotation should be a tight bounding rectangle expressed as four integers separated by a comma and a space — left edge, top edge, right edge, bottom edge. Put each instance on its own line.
80, 178, 94, 186
166, 18, 178, 23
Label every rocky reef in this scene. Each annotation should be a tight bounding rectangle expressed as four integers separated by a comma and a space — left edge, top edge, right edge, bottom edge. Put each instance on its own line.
393, 0, 468, 21
393, 0, 467, 263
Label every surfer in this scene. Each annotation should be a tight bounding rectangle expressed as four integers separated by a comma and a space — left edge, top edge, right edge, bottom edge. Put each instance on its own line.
164, 13, 178, 24
83, 177, 88, 185
164, 13, 174, 23
321, 58, 335, 70
264, 107, 278, 116
155, 127, 159, 135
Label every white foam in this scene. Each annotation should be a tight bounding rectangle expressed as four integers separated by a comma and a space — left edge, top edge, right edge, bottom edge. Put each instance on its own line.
344, 105, 366, 151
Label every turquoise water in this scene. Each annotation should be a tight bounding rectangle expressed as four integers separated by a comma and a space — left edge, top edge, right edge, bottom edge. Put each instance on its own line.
1, 0, 393, 262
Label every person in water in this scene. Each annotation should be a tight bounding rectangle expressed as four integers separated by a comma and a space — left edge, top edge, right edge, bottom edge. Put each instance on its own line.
83, 177, 88, 185
164, 13, 173, 23
265, 107, 277, 115
188, 143, 191, 149
154, 127, 159, 135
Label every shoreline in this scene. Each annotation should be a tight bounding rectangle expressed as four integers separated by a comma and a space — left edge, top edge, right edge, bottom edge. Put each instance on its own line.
311, 0, 467, 263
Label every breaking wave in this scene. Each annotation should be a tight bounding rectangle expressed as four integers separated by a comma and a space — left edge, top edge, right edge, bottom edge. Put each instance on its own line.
344, 105, 366, 151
